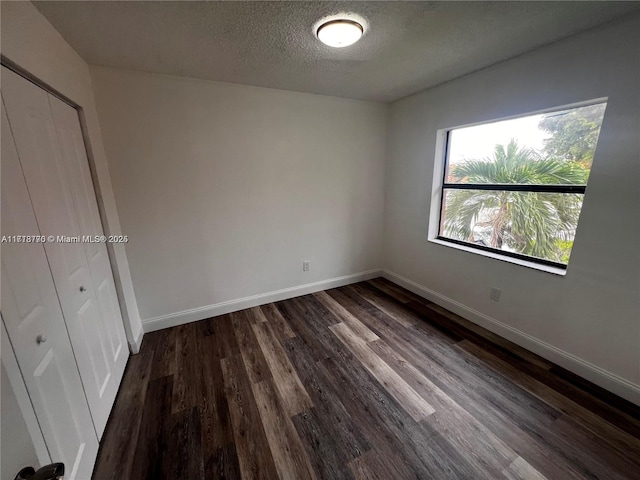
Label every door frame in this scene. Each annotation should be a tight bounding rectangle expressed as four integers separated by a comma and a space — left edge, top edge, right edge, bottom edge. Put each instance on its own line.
1, 57, 134, 465
1, 55, 136, 354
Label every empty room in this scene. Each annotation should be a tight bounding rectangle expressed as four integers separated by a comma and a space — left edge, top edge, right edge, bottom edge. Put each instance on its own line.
1, 1, 639, 479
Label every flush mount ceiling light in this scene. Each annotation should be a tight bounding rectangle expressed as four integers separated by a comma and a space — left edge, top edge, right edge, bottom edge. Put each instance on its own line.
316, 19, 363, 48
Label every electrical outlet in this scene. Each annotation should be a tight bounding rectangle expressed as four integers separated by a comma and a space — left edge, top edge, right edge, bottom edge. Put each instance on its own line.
490, 287, 502, 302
303, 261, 310, 272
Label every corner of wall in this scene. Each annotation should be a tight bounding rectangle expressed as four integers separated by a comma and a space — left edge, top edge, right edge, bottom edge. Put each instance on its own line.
128, 325, 144, 354
380, 102, 394, 272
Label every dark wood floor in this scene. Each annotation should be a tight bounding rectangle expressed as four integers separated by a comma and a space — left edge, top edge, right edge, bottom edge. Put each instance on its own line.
93, 278, 640, 480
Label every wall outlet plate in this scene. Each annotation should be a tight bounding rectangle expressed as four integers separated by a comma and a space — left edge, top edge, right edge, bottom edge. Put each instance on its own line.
490, 287, 502, 302
303, 261, 310, 272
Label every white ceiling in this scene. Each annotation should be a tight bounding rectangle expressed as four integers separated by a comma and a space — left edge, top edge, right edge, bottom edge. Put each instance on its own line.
33, 1, 640, 103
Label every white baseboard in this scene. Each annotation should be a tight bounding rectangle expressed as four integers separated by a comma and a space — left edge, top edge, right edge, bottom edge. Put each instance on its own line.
382, 269, 640, 406
142, 269, 382, 333
128, 325, 144, 354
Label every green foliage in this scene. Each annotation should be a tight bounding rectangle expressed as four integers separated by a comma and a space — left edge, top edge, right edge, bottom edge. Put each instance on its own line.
452, 141, 590, 186
443, 103, 605, 264
443, 141, 587, 263
554, 239, 574, 264
538, 103, 606, 166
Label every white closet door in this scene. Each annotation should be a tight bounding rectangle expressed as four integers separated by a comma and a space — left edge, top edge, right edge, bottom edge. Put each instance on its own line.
1, 99, 99, 480
48, 94, 129, 437
2, 67, 128, 438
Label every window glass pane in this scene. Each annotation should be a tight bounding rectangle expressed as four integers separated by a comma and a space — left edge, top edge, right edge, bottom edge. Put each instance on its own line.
445, 103, 606, 185
439, 189, 584, 265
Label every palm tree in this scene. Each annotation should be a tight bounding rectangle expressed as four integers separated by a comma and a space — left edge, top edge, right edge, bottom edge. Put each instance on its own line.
443, 140, 588, 262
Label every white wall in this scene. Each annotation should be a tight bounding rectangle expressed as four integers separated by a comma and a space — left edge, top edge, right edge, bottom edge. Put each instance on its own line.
1, 1, 143, 351
1, 364, 38, 479
90, 67, 387, 328
383, 14, 640, 402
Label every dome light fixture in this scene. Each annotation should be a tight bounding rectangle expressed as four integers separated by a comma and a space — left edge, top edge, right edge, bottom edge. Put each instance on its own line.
316, 19, 363, 48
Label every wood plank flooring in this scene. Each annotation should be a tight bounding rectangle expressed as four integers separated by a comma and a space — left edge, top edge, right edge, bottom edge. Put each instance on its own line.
92, 278, 640, 480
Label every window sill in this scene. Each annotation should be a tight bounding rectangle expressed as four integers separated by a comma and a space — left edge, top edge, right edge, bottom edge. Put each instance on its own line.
428, 237, 567, 276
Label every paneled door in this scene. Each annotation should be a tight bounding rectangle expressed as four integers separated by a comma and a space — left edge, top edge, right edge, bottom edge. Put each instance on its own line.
48, 93, 129, 437
2, 66, 129, 437
1, 100, 99, 480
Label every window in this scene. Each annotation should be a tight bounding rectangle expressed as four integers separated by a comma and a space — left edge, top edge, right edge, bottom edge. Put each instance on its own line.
435, 101, 607, 270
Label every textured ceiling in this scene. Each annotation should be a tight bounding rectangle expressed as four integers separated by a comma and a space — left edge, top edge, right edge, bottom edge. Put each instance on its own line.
33, 1, 640, 103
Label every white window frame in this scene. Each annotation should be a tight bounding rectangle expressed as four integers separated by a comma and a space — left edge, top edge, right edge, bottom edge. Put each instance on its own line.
427, 98, 607, 276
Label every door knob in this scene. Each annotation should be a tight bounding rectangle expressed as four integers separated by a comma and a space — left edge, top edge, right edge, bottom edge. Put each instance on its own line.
14, 462, 64, 480
79, 286, 86, 292
14, 466, 35, 480
36, 334, 47, 345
